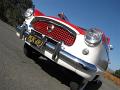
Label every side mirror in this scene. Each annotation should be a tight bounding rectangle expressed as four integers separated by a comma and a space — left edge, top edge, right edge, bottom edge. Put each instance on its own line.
109, 45, 113, 51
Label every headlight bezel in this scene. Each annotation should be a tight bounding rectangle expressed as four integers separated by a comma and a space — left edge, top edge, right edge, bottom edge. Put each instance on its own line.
84, 28, 102, 47
24, 8, 34, 18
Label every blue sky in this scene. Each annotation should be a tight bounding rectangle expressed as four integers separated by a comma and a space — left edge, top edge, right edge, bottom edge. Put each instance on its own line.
32, 0, 120, 70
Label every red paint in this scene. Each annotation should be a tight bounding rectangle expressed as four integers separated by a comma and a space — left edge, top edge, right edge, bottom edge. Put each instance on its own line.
33, 9, 45, 16
107, 37, 110, 45
102, 33, 110, 45
33, 9, 85, 35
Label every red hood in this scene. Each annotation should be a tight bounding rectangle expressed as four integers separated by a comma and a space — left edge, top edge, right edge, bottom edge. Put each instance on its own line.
33, 9, 86, 35
33, 9, 45, 16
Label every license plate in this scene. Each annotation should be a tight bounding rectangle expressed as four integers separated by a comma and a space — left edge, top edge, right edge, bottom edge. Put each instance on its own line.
26, 35, 43, 47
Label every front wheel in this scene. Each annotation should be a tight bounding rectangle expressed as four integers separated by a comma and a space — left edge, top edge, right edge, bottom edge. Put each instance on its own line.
85, 80, 102, 90
70, 81, 80, 90
24, 43, 41, 59
70, 80, 102, 90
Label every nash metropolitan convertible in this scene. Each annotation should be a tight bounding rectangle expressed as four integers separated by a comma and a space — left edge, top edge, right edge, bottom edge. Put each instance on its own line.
16, 8, 112, 90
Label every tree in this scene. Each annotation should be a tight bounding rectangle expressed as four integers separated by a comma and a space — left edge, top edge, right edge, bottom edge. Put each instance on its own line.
0, 0, 33, 26
114, 69, 120, 78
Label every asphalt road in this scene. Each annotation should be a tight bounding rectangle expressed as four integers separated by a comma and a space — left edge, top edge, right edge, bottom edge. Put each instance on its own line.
0, 20, 120, 90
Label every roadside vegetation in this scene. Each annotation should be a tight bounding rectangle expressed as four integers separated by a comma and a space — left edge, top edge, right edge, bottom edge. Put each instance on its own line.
113, 69, 120, 78
104, 70, 120, 86
0, 0, 33, 27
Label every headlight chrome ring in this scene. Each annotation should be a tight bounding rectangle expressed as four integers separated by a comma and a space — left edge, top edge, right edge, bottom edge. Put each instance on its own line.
84, 28, 102, 47
24, 8, 34, 18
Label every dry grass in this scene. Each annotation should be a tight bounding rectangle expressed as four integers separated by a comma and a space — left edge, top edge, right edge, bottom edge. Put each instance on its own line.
103, 71, 120, 86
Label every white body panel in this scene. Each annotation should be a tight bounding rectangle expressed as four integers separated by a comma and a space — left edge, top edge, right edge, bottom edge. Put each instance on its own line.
16, 15, 109, 81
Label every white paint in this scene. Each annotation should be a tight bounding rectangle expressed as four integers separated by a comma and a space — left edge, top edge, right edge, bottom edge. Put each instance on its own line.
23, 15, 108, 81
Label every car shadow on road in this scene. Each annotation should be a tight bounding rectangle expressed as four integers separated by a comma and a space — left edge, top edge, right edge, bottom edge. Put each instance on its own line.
32, 56, 100, 90
32, 56, 83, 88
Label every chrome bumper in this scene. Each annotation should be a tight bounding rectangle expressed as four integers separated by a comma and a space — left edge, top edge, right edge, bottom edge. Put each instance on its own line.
45, 42, 97, 72
16, 26, 97, 73
26, 37, 97, 73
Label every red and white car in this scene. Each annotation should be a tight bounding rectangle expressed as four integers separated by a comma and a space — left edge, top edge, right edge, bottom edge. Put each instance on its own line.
16, 8, 112, 90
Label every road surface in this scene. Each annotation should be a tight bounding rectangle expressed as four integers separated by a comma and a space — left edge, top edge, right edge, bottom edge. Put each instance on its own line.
0, 20, 119, 90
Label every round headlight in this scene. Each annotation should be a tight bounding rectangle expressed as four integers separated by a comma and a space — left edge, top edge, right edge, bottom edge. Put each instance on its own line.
84, 28, 102, 47
24, 8, 34, 18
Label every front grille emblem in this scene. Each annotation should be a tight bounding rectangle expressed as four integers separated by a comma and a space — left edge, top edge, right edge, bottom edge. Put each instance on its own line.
47, 24, 55, 32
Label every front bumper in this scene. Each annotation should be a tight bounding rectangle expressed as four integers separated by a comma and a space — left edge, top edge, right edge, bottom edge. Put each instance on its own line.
45, 42, 97, 73
16, 26, 97, 80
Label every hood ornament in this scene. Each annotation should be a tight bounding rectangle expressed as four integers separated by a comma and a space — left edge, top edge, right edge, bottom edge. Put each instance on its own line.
47, 24, 55, 32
